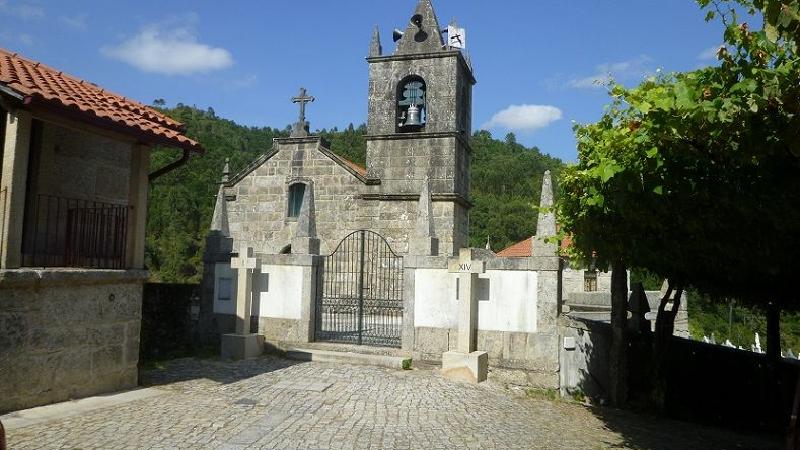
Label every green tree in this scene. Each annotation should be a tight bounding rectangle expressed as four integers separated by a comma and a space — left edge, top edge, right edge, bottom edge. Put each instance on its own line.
556, 0, 800, 403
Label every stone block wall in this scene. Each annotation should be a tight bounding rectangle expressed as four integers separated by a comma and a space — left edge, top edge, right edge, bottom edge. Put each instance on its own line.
0, 270, 146, 413
226, 137, 467, 257
227, 139, 368, 255
365, 135, 469, 197
31, 120, 133, 204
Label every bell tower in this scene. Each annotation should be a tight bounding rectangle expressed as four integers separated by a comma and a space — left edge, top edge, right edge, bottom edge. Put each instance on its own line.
365, 0, 476, 255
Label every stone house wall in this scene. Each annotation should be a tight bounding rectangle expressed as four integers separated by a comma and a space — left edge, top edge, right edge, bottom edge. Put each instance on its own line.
31, 121, 133, 204
1, 110, 151, 413
562, 267, 613, 301
0, 270, 146, 414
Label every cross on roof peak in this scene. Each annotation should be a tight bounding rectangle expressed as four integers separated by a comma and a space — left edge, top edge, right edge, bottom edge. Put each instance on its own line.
291, 87, 315, 138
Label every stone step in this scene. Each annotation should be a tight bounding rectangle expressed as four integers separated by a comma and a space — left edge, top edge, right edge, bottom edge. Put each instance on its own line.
564, 303, 612, 312
286, 347, 412, 370
287, 341, 410, 357
566, 311, 611, 322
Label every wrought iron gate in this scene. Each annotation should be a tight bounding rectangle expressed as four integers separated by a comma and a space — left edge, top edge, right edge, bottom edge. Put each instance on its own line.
315, 230, 404, 347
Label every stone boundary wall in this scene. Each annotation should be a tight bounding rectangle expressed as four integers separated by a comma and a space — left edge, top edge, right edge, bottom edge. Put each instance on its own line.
0, 269, 147, 413
559, 315, 798, 432
406, 254, 560, 388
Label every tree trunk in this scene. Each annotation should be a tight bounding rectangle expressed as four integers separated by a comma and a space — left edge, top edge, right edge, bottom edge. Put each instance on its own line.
766, 302, 781, 362
609, 261, 629, 406
652, 281, 683, 410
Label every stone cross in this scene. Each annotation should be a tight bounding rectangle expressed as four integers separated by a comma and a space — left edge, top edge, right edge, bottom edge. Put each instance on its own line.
230, 245, 259, 334
448, 248, 486, 353
291, 87, 315, 137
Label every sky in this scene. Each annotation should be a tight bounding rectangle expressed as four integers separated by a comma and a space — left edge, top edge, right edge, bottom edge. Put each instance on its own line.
0, 1, 733, 162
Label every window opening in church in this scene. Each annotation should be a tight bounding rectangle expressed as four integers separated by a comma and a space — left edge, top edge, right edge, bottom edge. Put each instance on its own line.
397, 76, 426, 133
288, 183, 306, 218
584, 270, 598, 292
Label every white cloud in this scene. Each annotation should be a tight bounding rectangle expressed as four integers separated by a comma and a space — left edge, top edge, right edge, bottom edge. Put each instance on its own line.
568, 55, 654, 89
59, 13, 87, 31
482, 104, 563, 132
0, 0, 43, 19
698, 45, 724, 60
101, 23, 233, 76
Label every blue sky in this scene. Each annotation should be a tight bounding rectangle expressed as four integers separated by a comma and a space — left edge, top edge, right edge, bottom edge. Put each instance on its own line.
0, 1, 731, 161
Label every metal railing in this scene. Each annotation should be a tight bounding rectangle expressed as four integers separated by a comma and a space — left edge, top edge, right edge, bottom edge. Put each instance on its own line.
22, 195, 132, 269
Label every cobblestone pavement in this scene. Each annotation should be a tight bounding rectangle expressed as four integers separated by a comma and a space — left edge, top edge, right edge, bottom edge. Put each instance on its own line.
7, 356, 781, 449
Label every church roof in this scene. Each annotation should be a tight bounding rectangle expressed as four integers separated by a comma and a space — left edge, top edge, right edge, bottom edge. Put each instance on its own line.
226, 137, 370, 186
496, 235, 573, 258
0, 47, 203, 152
340, 156, 367, 177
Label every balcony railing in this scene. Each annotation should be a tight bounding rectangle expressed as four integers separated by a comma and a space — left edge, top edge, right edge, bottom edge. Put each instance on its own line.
22, 195, 132, 269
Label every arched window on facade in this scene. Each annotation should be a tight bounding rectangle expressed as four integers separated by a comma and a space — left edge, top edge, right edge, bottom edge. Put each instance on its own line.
287, 182, 306, 218
396, 75, 426, 133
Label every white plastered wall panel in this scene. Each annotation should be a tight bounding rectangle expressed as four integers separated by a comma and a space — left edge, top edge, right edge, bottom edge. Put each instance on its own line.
413, 269, 458, 329
477, 270, 538, 333
258, 265, 304, 320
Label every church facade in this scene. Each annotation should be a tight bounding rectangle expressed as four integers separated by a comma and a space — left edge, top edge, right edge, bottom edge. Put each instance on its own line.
221, 0, 474, 257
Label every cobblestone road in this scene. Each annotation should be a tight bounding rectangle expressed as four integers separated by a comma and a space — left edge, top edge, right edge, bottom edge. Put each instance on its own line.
6, 356, 780, 449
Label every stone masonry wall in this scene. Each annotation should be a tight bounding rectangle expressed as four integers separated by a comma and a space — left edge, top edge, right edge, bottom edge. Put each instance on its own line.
32, 120, 133, 204
0, 272, 144, 413
227, 139, 367, 255
227, 138, 466, 256
365, 136, 469, 197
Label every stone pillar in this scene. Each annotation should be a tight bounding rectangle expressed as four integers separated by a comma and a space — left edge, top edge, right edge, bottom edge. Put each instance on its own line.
533, 170, 560, 332
199, 165, 233, 345
222, 245, 264, 360
441, 248, 489, 384
408, 177, 438, 256
126, 144, 149, 269
0, 109, 32, 269
291, 181, 320, 255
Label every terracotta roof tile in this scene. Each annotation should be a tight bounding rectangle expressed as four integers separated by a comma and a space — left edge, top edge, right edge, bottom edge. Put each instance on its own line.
340, 157, 367, 177
497, 237, 533, 257
0, 48, 202, 152
496, 235, 573, 258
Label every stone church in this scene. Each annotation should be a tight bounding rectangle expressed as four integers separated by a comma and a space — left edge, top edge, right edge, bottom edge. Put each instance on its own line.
221, 0, 473, 257
200, 0, 678, 389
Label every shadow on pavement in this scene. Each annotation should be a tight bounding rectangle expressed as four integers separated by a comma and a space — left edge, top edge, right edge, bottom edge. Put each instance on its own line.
139, 354, 301, 387
587, 404, 783, 450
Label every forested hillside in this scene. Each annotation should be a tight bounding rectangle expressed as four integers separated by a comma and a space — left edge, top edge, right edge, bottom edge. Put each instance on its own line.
146, 105, 563, 283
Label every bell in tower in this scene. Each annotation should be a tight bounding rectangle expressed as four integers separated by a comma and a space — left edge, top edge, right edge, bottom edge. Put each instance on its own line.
397, 77, 426, 132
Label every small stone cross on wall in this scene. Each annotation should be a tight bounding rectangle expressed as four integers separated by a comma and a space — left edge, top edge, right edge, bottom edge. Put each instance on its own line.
448, 249, 486, 353
231, 245, 259, 334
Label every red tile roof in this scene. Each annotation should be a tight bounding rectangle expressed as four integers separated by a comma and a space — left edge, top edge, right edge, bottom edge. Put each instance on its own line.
496, 235, 573, 257
340, 157, 367, 177
497, 237, 533, 257
0, 48, 202, 152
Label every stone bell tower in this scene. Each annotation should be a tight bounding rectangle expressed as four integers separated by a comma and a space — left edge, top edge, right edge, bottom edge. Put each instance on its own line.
365, 0, 476, 255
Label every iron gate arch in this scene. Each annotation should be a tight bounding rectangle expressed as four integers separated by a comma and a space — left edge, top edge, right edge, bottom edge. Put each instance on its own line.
315, 230, 404, 347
